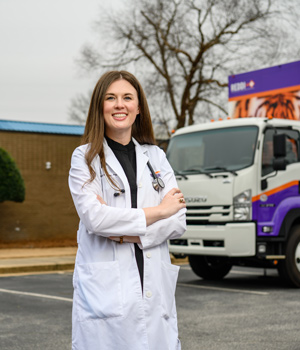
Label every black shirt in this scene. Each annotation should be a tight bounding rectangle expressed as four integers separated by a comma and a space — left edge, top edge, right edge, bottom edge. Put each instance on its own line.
106, 137, 144, 289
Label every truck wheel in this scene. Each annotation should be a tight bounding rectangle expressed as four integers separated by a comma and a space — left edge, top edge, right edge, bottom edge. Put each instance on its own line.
278, 225, 300, 288
189, 255, 232, 280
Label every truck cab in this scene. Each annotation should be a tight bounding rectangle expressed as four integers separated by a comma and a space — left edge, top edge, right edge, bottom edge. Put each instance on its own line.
167, 117, 300, 287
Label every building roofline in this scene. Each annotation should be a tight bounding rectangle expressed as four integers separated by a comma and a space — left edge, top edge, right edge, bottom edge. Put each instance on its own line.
0, 119, 85, 136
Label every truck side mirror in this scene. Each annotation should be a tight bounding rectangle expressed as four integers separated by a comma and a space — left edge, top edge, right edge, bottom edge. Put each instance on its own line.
273, 157, 286, 171
273, 134, 287, 171
273, 134, 286, 157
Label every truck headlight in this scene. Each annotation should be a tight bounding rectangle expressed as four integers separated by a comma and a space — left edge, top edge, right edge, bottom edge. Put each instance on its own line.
233, 189, 252, 221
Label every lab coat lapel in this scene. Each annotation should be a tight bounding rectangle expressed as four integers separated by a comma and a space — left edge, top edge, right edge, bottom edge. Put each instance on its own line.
133, 138, 149, 184
103, 140, 128, 192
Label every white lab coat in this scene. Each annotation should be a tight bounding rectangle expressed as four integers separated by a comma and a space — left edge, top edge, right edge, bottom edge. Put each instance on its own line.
68, 138, 186, 350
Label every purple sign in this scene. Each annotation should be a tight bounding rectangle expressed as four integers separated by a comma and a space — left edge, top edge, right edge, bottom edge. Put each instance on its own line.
228, 60, 300, 99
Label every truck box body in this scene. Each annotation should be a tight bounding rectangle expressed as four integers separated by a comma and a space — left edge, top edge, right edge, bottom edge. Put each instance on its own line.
228, 60, 300, 120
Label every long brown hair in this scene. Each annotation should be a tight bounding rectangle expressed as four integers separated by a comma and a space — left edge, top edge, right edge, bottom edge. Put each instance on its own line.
81, 70, 156, 184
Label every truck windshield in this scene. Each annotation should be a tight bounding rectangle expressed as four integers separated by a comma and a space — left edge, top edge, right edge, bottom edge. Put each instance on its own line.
166, 126, 258, 174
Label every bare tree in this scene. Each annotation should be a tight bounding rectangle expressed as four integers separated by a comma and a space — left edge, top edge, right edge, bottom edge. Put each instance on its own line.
68, 91, 92, 125
72, 0, 300, 132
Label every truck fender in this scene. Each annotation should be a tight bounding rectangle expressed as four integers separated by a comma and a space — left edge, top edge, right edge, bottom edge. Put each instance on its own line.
278, 208, 300, 239
268, 197, 300, 237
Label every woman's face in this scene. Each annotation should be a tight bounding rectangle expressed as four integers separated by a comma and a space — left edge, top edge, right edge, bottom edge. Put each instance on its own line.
103, 79, 139, 144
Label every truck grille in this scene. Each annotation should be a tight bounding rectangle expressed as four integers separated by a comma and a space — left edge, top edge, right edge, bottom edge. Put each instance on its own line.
186, 205, 231, 224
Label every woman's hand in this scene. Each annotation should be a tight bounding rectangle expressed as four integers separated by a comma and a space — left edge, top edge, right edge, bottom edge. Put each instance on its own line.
159, 188, 186, 218
143, 188, 186, 226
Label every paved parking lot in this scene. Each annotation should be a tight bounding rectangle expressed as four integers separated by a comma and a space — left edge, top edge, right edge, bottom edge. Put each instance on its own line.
0, 265, 299, 350
176, 266, 300, 350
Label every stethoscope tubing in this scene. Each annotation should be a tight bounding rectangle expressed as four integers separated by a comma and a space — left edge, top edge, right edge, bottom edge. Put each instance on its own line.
100, 160, 165, 196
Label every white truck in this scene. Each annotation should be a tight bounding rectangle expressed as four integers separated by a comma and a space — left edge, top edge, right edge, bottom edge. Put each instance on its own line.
167, 117, 300, 287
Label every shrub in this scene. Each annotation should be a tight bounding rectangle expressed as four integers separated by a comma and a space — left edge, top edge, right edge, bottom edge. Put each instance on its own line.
0, 148, 25, 202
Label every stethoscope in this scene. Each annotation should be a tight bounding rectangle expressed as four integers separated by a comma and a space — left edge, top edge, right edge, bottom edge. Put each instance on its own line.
101, 161, 165, 196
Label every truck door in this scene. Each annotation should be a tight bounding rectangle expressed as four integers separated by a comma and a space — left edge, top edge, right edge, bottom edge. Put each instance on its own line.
257, 127, 300, 237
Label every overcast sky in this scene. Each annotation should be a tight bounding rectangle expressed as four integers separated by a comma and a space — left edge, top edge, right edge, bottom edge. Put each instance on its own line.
1, 1, 299, 127
0, 0, 116, 125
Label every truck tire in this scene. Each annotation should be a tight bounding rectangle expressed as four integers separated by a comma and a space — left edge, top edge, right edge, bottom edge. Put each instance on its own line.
277, 225, 300, 288
189, 255, 232, 280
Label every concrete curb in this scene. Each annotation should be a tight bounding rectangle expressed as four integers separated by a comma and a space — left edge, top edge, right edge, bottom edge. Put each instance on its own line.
0, 247, 77, 259
0, 249, 188, 275
0, 248, 76, 275
0, 262, 75, 274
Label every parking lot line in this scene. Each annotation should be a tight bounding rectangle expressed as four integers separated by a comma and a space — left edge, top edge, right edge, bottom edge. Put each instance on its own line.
229, 270, 267, 276
0, 288, 73, 302
177, 283, 269, 295
180, 265, 275, 276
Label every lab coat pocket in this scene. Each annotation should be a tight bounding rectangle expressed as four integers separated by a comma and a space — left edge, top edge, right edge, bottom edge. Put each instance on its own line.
160, 261, 180, 319
76, 261, 123, 321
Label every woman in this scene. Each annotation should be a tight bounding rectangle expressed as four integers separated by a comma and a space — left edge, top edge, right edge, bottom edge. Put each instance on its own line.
68, 70, 186, 350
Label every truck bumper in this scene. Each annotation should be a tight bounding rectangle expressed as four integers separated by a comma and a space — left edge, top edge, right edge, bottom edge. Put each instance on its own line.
169, 222, 256, 257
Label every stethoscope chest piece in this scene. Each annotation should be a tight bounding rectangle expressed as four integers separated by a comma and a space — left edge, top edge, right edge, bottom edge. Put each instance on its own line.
147, 161, 165, 192
152, 177, 165, 192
